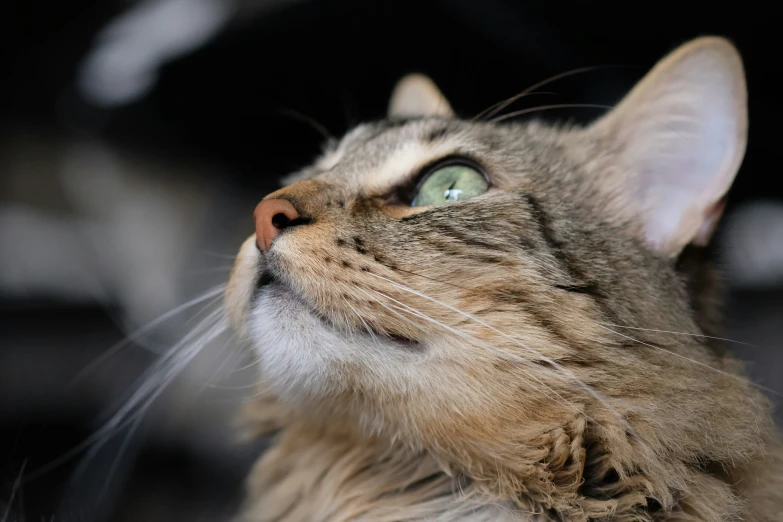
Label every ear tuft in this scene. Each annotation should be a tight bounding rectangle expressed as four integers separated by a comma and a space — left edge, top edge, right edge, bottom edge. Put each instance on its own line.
388, 74, 454, 119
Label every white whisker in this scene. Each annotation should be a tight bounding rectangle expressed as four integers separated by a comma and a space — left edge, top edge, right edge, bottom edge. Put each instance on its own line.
198, 331, 241, 395
598, 324, 782, 397
356, 286, 580, 412
184, 289, 230, 327
229, 355, 262, 374
78, 313, 229, 491
490, 103, 613, 123
98, 413, 143, 499
475, 65, 609, 121
69, 284, 227, 386
96, 310, 227, 439
345, 301, 384, 353
1, 460, 26, 522
209, 381, 265, 391
363, 273, 648, 445
599, 322, 758, 348
25, 308, 228, 484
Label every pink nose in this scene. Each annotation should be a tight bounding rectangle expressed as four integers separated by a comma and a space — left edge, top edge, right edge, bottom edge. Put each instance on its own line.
254, 199, 300, 251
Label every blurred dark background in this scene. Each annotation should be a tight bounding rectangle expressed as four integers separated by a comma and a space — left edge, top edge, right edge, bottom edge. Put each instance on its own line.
2, 1, 782, 521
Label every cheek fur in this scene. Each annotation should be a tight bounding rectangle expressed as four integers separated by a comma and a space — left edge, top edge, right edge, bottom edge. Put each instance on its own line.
225, 234, 260, 331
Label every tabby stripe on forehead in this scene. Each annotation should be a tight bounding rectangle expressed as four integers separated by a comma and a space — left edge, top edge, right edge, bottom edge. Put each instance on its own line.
367, 118, 419, 141
426, 126, 450, 142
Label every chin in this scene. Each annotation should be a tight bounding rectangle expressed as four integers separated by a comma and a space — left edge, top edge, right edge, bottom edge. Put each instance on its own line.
225, 235, 436, 414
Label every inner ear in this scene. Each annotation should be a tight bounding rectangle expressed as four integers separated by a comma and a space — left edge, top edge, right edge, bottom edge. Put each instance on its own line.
586, 37, 747, 257
388, 74, 454, 119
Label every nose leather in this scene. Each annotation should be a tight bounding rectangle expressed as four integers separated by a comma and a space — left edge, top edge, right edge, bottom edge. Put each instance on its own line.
254, 199, 300, 251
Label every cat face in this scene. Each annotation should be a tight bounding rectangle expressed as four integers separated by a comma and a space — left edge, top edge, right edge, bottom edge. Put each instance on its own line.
226, 38, 754, 454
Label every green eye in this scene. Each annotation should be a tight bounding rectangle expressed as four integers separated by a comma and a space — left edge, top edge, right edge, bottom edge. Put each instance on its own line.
411, 164, 489, 207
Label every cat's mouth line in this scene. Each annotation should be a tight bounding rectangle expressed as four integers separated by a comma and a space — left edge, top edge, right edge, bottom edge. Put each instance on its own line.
253, 269, 420, 348
256, 270, 275, 290
252, 268, 276, 301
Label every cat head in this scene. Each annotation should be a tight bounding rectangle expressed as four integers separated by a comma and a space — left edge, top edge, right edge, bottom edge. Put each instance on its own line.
226, 37, 766, 513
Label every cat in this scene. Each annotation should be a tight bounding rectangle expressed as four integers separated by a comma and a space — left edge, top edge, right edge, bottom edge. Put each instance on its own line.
225, 37, 783, 521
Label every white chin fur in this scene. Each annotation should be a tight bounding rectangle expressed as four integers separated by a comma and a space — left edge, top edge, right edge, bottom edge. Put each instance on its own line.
246, 284, 431, 402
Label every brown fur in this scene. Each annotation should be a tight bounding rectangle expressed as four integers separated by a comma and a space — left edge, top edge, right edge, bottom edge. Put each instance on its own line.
226, 38, 783, 521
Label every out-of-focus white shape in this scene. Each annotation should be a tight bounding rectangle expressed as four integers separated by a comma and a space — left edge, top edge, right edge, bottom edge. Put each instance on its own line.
0, 204, 109, 300
58, 141, 209, 333
0, 136, 220, 340
721, 201, 783, 287
77, 0, 235, 107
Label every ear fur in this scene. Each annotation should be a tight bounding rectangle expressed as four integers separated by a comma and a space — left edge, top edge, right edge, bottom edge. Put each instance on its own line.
588, 37, 747, 256
388, 74, 454, 119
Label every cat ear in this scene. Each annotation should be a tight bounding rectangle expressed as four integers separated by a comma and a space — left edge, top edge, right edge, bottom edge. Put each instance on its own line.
588, 37, 747, 256
388, 74, 454, 119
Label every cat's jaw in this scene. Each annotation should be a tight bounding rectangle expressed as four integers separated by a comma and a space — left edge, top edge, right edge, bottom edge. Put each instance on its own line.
225, 232, 438, 408
226, 234, 341, 398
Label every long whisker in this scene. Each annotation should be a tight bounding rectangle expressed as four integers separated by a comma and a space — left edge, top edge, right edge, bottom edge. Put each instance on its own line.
352, 287, 429, 340
363, 273, 646, 439
472, 91, 558, 121
598, 325, 782, 398
356, 287, 541, 416
599, 322, 759, 348
209, 380, 267, 391
95, 310, 227, 440
476, 65, 622, 121
367, 273, 571, 368
98, 413, 143, 499
490, 104, 613, 123
361, 286, 668, 463
388, 266, 471, 290
184, 289, 229, 328
278, 108, 334, 141
227, 355, 262, 374
100, 316, 229, 497
355, 286, 581, 413
24, 310, 227, 483
358, 287, 451, 335
199, 332, 241, 395
80, 313, 229, 493
1, 460, 26, 522
69, 284, 227, 387
345, 301, 384, 353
